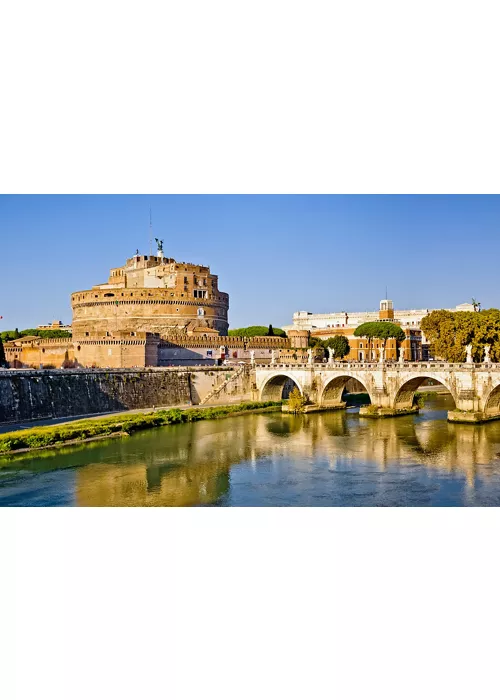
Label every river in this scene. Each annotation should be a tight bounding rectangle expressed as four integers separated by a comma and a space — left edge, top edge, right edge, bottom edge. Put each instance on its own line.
2, 395, 500, 506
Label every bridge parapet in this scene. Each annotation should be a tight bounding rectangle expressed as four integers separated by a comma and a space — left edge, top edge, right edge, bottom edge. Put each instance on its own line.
264, 361, 500, 371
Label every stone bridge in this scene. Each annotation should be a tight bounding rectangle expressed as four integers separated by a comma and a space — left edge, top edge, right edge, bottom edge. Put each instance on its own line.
254, 361, 500, 422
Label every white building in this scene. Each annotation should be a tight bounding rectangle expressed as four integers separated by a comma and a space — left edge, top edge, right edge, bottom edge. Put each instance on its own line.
283, 301, 475, 338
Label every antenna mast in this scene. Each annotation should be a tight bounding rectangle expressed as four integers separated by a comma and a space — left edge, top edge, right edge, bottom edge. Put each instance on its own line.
149, 207, 152, 257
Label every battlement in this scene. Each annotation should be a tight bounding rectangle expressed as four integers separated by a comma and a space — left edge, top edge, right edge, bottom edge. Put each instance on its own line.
4, 337, 73, 348
73, 331, 160, 343
72, 290, 229, 304
159, 334, 290, 349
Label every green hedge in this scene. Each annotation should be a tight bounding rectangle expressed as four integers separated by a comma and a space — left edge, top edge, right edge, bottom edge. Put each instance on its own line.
0, 401, 283, 456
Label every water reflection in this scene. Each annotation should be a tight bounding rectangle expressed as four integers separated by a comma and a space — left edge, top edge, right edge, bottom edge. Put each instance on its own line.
3, 396, 500, 506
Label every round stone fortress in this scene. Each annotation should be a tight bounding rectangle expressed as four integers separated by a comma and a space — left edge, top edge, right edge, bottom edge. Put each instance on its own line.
71, 250, 229, 337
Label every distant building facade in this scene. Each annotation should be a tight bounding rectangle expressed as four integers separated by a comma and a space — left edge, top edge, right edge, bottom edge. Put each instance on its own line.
37, 320, 72, 332
284, 300, 476, 362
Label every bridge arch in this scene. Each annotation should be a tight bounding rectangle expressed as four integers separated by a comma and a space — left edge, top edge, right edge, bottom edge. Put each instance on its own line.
393, 374, 457, 410
320, 374, 372, 406
259, 373, 304, 402
482, 380, 500, 416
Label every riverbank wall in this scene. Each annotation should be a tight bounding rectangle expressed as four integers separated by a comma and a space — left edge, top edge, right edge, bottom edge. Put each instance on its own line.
0, 367, 253, 424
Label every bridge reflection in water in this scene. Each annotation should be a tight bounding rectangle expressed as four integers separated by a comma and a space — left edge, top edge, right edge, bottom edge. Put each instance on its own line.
3, 395, 500, 506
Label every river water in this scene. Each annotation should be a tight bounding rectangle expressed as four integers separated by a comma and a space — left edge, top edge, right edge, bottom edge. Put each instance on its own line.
3, 395, 500, 506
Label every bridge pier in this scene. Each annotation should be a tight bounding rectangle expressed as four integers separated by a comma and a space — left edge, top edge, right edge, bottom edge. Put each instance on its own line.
448, 409, 500, 423
359, 405, 419, 418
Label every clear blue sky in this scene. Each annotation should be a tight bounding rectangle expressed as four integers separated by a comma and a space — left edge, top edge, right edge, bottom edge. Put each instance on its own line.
0, 194, 498, 331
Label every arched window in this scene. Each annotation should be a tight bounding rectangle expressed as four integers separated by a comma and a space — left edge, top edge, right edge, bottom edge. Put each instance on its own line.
197, 308, 205, 317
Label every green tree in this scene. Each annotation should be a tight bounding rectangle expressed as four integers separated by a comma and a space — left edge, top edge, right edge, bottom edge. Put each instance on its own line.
374, 321, 406, 346
421, 308, 500, 362
353, 322, 377, 359
0, 331, 15, 341
323, 335, 350, 359
354, 321, 405, 360
308, 335, 323, 348
0, 337, 6, 367
228, 325, 286, 338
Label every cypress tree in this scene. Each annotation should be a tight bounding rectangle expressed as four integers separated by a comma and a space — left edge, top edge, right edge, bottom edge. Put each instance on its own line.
0, 337, 6, 367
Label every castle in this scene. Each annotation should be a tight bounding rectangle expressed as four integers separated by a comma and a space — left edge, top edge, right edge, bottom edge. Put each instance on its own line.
72, 249, 230, 337
4, 247, 307, 369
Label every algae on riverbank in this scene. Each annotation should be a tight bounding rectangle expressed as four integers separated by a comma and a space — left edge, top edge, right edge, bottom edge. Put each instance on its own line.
0, 401, 283, 457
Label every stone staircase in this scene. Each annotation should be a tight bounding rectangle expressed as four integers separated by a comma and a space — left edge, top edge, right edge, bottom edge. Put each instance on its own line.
199, 365, 247, 405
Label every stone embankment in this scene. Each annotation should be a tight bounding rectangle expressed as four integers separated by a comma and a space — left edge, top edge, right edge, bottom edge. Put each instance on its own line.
0, 367, 253, 424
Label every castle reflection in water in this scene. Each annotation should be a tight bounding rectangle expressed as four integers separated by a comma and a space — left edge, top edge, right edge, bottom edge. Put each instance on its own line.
65, 396, 500, 506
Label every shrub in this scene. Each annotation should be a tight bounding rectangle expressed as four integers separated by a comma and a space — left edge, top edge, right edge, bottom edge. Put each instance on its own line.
287, 387, 307, 413
413, 393, 425, 408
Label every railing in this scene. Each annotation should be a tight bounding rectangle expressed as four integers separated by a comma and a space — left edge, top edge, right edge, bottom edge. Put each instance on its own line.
199, 365, 247, 405
255, 361, 500, 371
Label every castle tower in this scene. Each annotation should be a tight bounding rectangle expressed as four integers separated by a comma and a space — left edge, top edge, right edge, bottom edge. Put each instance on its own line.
71, 253, 229, 337
379, 299, 394, 320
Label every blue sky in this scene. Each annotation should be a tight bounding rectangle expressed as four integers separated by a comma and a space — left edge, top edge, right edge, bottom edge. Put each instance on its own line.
0, 194, 498, 331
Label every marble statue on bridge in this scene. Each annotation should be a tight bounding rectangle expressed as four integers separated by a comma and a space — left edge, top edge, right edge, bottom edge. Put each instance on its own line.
466, 344, 473, 364
327, 347, 335, 365
307, 348, 313, 366
398, 347, 405, 363
484, 345, 491, 364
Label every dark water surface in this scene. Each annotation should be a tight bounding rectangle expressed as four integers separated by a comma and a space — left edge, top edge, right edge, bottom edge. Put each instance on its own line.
3, 395, 500, 506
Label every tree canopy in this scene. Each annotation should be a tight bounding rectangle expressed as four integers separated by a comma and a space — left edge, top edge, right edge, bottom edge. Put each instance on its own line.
308, 335, 323, 347
228, 326, 286, 338
353, 321, 405, 344
322, 335, 351, 359
0, 328, 72, 341
307, 335, 350, 359
421, 309, 500, 362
